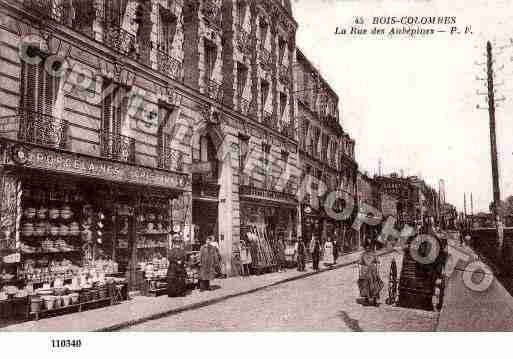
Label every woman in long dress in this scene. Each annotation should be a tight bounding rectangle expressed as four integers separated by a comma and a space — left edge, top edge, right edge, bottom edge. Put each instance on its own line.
324, 239, 335, 266
358, 245, 384, 306
199, 236, 221, 291
167, 238, 187, 297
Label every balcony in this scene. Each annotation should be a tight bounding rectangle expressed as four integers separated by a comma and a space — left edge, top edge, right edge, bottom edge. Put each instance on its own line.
1, 109, 69, 149
278, 65, 290, 85
103, 24, 138, 57
259, 45, 272, 69
261, 110, 276, 129
239, 185, 297, 204
159, 147, 185, 172
236, 26, 252, 55
237, 96, 251, 116
156, 48, 183, 81
206, 79, 224, 102
201, 0, 222, 30
100, 130, 136, 163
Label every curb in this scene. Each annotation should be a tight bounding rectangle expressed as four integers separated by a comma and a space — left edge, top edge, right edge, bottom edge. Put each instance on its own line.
100, 249, 394, 332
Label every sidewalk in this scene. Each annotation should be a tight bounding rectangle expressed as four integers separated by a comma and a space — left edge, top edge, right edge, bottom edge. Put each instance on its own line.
436, 238, 513, 331
2, 249, 391, 332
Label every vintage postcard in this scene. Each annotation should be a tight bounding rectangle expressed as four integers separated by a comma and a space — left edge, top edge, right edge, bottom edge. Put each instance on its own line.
0, 0, 512, 344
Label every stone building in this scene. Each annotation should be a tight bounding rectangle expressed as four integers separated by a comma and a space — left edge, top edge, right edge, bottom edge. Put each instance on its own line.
0, 0, 302, 280
294, 49, 358, 253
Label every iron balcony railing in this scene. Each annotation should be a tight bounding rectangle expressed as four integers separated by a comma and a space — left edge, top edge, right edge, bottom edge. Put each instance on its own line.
207, 79, 224, 102
201, 0, 222, 29
156, 48, 183, 81
159, 147, 185, 172
103, 24, 138, 57
100, 130, 136, 163
6, 109, 69, 149
237, 96, 251, 116
261, 110, 276, 129
239, 185, 297, 203
259, 45, 272, 69
236, 26, 252, 55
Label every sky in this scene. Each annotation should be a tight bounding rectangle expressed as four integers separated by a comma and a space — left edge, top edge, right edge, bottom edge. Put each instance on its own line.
291, 0, 513, 213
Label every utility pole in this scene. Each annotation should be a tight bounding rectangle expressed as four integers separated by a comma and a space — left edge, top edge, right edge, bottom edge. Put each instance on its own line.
486, 41, 502, 221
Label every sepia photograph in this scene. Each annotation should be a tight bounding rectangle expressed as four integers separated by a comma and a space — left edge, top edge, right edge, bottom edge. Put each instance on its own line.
0, 0, 512, 344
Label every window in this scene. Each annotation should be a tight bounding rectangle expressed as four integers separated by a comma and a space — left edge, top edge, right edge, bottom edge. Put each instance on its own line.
279, 92, 287, 120
237, 0, 246, 26
236, 62, 248, 98
260, 80, 269, 112
278, 37, 286, 64
158, 6, 178, 54
204, 41, 217, 81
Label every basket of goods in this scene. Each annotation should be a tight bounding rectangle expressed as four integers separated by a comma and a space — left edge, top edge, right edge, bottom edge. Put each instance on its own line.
22, 222, 34, 237
24, 207, 36, 219
98, 285, 108, 299
61, 206, 73, 220
59, 224, 69, 236
49, 225, 60, 236
69, 292, 79, 304
30, 297, 43, 313
37, 207, 48, 220
69, 222, 80, 236
49, 208, 60, 220
42, 295, 56, 310
62, 294, 71, 307
35, 222, 47, 236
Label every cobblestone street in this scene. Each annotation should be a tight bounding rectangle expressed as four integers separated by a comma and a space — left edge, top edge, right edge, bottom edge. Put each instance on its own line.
125, 251, 438, 331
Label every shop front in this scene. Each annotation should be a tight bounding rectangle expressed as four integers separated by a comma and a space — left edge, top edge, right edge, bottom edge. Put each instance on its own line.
239, 186, 298, 274
0, 140, 190, 321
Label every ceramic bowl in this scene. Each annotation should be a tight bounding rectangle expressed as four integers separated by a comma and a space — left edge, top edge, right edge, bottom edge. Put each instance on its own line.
49, 208, 60, 219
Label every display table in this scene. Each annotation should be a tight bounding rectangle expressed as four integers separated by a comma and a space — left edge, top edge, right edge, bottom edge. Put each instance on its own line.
29, 282, 128, 321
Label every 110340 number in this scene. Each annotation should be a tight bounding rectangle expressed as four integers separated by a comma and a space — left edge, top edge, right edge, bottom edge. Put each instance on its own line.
51, 339, 82, 348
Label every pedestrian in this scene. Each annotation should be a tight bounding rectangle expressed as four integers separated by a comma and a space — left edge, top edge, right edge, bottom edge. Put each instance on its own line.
277, 238, 286, 272
240, 238, 252, 276
199, 236, 220, 291
295, 239, 306, 272
166, 236, 187, 297
323, 238, 335, 266
310, 235, 321, 271
357, 244, 383, 306
333, 237, 339, 264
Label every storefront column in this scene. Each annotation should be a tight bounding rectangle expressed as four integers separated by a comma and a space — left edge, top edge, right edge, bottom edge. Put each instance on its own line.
218, 150, 234, 276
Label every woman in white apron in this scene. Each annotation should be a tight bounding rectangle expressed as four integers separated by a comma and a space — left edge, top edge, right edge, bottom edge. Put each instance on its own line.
324, 239, 335, 266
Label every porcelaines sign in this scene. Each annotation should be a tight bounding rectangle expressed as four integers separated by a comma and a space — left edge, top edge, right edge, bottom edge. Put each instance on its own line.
16, 146, 190, 190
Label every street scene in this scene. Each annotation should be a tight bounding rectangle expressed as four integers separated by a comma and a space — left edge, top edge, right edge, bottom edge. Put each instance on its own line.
0, 0, 512, 334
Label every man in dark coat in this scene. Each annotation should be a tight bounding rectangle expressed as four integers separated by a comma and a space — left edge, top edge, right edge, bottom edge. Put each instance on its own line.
296, 240, 306, 271
167, 237, 187, 297
199, 236, 220, 291
310, 235, 321, 271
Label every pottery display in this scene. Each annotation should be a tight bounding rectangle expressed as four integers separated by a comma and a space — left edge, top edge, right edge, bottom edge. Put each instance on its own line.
24, 207, 36, 219
37, 207, 47, 219
61, 206, 73, 219
49, 208, 60, 219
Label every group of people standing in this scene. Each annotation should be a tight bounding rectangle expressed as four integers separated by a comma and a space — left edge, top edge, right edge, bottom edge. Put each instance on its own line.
294, 235, 340, 272
166, 235, 222, 297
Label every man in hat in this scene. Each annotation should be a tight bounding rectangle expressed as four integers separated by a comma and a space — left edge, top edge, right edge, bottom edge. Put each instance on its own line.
167, 235, 187, 297
199, 236, 220, 291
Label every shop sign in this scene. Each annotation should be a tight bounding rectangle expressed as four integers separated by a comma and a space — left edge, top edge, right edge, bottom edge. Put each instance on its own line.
190, 161, 212, 174
13, 146, 190, 190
